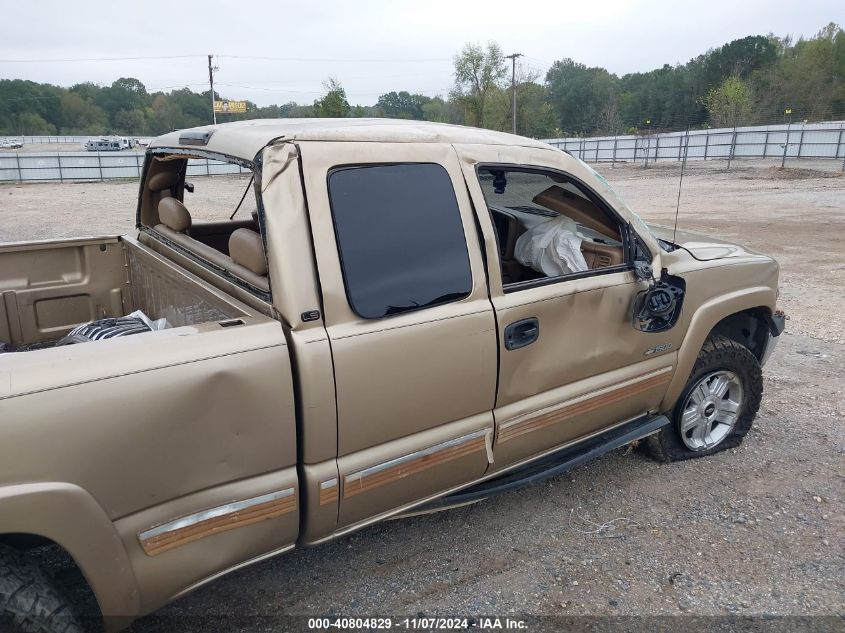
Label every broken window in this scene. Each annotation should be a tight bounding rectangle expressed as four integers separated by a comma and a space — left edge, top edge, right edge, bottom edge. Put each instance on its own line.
476, 166, 627, 288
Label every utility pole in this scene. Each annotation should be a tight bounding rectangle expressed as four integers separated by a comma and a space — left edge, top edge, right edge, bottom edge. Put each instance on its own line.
208, 54, 218, 125
505, 53, 523, 135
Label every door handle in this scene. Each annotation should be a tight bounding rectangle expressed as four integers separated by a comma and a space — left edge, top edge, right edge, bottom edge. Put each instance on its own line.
504, 318, 539, 350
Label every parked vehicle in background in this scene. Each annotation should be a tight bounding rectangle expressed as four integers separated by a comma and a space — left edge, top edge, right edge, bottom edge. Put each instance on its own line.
0, 139, 23, 149
0, 119, 784, 633
85, 138, 122, 151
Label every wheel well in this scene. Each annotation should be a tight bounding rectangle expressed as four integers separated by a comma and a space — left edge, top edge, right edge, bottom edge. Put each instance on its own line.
709, 307, 771, 361
0, 533, 104, 627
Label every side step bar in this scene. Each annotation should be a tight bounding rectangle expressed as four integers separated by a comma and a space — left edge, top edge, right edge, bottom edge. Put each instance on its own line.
409, 413, 669, 514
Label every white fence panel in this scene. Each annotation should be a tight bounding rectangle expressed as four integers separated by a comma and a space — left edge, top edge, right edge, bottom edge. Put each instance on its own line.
542, 121, 845, 168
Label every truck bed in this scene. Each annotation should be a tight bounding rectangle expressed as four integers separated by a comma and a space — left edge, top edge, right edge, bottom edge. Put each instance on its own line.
0, 234, 257, 351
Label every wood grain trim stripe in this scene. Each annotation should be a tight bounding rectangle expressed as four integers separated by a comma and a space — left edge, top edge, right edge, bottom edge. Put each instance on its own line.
499, 368, 673, 443
343, 431, 488, 500
319, 479, 339, 506
139, 488, 296, 556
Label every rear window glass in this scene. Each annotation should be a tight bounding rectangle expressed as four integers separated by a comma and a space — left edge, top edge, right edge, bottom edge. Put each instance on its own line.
328, 163, 472, 319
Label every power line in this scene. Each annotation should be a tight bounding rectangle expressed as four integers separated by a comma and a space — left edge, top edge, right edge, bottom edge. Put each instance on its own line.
1, 53, 452, 64
0, 54, 205, 63
217, 55, 451, 63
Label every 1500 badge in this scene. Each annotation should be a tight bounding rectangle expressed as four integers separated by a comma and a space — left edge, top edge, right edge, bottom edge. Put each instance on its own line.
644, 342, 673, 356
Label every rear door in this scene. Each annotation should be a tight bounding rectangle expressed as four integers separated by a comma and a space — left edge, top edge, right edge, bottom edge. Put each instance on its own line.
299, 141, 497, 529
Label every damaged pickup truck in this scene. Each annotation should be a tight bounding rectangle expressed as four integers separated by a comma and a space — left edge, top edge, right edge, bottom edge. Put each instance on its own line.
0, 119, 784, 632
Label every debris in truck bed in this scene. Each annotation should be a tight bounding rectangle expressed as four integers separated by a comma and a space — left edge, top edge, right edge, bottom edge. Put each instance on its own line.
56, 310, 169, 346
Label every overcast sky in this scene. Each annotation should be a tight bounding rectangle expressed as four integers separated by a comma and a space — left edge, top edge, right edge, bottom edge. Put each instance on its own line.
0, 0, 839, 106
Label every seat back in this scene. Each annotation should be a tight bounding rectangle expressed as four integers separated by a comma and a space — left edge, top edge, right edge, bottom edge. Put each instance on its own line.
229, 229, 269, 291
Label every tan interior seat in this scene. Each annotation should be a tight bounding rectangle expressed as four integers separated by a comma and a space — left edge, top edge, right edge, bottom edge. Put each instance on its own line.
228, 229, 269, 291
157, 198, 192, 233
154, 199, 270, 293
155, 199, 234, 273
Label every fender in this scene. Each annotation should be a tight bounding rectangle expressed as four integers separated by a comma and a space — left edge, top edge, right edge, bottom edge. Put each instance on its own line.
0, 482, 141, 630
660, 286, 776, 410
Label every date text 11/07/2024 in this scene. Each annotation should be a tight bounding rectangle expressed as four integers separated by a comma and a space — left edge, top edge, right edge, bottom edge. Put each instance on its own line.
307, 617, 528, 630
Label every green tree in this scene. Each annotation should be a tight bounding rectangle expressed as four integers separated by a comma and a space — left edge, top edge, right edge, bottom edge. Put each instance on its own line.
313, 78, 350, 118
452, 41, 507, 128
517, 83, 558, 138
59, 92, 108, 133
18, 111, 57, 134
421, 97, 451, 123
704, 75, 753, 127
545, 59, 618, 134
376, 91, 431, 119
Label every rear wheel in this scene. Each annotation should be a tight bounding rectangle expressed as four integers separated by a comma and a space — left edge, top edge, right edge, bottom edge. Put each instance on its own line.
0, 545, 83, 633
648, 335, 762, 461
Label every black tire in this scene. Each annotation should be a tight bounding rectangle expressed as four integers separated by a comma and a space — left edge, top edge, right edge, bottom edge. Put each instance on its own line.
0, 546, 84, 633
647, 335, 763, 462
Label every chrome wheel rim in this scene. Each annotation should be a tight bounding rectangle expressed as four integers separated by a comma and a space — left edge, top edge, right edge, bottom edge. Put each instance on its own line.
680, 370, 744, 451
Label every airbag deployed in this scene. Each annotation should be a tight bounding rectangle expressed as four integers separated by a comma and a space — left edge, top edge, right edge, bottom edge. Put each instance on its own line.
515, 216, 588, 277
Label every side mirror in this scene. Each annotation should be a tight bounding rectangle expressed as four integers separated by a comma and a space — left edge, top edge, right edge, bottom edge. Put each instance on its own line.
184, 181, 195, 193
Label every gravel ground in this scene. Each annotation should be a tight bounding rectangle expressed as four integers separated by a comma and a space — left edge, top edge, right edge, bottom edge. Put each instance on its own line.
1, 159, 843, 628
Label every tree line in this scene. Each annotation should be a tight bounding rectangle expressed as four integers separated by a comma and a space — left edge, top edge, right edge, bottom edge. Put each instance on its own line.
1, 23, 842, 139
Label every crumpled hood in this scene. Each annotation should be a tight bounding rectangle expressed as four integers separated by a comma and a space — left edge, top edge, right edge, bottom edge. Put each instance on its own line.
646, 224, 765, 261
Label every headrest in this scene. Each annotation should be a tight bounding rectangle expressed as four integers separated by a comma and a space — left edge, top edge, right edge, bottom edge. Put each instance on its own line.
229, 229, 268, 276
158, 198, 191, 233
147, 171, 179, 191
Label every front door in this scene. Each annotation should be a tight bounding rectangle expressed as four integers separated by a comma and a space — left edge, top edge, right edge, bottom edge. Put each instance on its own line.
456, 144, 678, 471
299, 142, 497, 530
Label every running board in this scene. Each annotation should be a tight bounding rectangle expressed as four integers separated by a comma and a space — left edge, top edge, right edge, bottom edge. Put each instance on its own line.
407, 413, 669, 514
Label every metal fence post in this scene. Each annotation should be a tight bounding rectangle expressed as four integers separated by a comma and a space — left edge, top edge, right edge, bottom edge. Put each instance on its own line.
654, 135, 660, 165
797, 123, 805, 158
781, 121, 791, 169
58, 154, 63, 183
677, 132, 683, 161
15, 152, 22, 183
764, 131, 770, 158
595, 139, 599, 163
727, 127, 737, 170
136, 155, 141, 179
97, 153, 103, 181
839, 125, 845, 172
704, 131, 709, 160
611, 135, 617, 168
206, 158, 211, 176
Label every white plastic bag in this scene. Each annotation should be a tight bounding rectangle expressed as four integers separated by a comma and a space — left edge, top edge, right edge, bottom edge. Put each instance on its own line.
514, 216, 589, 277
128, 309, 170, 332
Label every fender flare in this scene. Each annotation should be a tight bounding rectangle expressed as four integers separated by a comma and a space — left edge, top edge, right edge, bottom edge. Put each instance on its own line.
0, 482, 141, 627
660, 286, 776, 411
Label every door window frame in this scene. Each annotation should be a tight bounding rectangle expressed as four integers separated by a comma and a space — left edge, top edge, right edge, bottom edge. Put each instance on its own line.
474, 162, 637, 294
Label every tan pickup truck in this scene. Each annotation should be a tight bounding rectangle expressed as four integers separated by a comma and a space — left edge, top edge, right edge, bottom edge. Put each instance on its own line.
0, 120, 784, 632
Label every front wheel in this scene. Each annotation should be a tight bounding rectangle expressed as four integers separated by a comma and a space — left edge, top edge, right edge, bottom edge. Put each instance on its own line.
647, 335, 763, 461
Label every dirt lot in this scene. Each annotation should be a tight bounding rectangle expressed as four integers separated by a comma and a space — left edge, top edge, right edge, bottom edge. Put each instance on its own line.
1, 160, 843, 628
